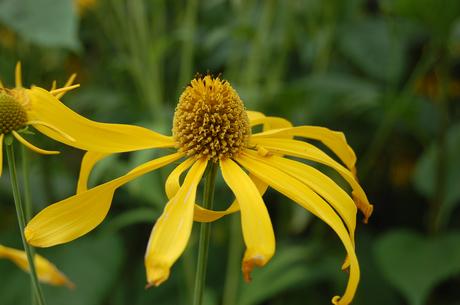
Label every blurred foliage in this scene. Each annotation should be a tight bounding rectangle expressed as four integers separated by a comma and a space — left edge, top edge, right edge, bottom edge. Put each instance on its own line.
0, 0, 460, 304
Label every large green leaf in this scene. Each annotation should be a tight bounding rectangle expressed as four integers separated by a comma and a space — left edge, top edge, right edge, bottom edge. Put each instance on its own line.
0, 0, 79, 49
374, 230, 460, 305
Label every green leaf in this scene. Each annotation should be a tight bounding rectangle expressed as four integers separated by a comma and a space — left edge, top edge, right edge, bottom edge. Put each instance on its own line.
0, 0, 79, 49
374, 230, 460, 305
413, 124, 460, 227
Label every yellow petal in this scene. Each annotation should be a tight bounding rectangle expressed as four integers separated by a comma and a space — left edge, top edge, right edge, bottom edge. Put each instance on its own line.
0, 134, 3, 177
12, 131, 60, 155
247, 150, 357, 245
76, 151, 110, 193
26, 87, 175, 153
220, 158, 275, 282
25, 152, 184, 247
247, 110, 292, 130
145, 158, 208, 286
237, 152, 359, 305
0, 244, 74, 288
15, 62, 22, 88
250, 137, 373, 221
252, 126, 357, 171
247, 110, 265, 123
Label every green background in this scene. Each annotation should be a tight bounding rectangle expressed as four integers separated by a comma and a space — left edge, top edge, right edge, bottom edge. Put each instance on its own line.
1, 0, 460, 304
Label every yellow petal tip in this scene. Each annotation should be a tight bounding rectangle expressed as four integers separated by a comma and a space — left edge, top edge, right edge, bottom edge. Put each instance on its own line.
146, 264, 170, 287
332, 296, 341, 305
242, 254, 267, 282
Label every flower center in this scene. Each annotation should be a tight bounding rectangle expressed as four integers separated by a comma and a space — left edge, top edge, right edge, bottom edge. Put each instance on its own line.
173, 76, 250, 161
0, 92, 28, 134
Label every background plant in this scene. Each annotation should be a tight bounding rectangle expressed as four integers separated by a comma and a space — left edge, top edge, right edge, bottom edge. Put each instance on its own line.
0, 0, 459, 304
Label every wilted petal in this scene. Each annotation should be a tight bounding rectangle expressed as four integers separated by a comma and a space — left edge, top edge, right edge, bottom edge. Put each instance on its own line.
145, 158, 207, 286
220, 158, 275, 281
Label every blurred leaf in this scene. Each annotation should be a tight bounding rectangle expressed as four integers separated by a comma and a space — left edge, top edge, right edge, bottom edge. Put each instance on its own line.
0, 0, 79, 49
338, 18, 406, 83
238, 243, 331, 305
413, 124, 460, 226
374, 230, 460, 305
381, 0, 460, 42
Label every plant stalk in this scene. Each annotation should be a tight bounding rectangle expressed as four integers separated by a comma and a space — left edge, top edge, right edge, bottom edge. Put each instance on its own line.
6, 142, 47, 305
192, 163, 218, 305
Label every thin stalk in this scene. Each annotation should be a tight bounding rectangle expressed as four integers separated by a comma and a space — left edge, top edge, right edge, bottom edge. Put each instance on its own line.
222, 215, 243, 305
429, 57, 449, 234
177, 0, 198, 92
192, 163, 218, 305
21, 145, 37, 305
5, 142, 47, 305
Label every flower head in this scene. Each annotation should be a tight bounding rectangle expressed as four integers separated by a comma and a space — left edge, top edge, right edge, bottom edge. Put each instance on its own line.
0, 62, 176, 177
25, 75, 373, 305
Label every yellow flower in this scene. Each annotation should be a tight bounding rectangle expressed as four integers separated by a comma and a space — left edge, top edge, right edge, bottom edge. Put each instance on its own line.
0, 62, 175, 177
25, 76, 373, 305
0, 244, 74, 288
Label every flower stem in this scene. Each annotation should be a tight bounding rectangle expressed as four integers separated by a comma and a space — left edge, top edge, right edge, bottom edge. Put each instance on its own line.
5, 142, 47, 305
21, 145, 37, 305
222, 215, 243, 305
192, 162, 218, 305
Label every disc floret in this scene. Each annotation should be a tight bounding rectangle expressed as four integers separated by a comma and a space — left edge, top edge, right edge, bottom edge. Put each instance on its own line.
0, 92, 27, 134
173, 76, 250, 161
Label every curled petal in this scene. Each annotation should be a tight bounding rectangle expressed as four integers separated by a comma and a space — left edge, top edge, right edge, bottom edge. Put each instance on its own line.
145, 158, 207, 286
26, 153, 184, 247
237, 152, 359, 305
26, 87, 175, 153
220, 158, 275, 281
252, 126, 357, 171
0, 244, 74, 288
249, 151, 357, 244
250, 137, 373, 221
12, 131, 60, 155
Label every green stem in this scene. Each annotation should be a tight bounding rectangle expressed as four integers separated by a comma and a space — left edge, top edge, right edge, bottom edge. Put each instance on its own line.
429, 56, 449, 234
222, 215, 243, 305
192, 163, 218, 305
21, 145, 33, 221
5, 142, 47, 305
21, 145, 37, 305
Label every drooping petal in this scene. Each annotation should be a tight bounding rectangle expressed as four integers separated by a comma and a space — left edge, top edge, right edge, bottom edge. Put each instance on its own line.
250, 137, 373, 222
12, 131, 60, 155
25, 152, 184, 247
0, 244, 74, 288
26, 87, 175, 153
164, 156, 268, 222
251, 126, 357, 171
0, 134, 3, 177
76, 151, 110, 193
246, 150, 357, 244
220, 158, 275, 282
237, 152, 359, 305
145, 158, 207, 286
